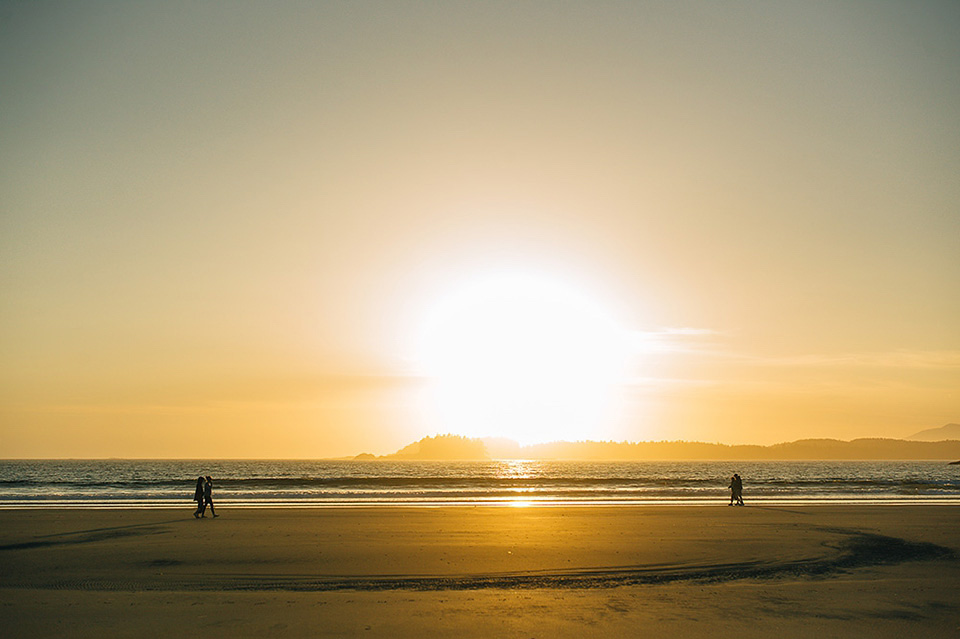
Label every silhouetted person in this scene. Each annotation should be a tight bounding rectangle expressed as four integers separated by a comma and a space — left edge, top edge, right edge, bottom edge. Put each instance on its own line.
193, 476, 205, 518
200, 475, 217, 518
733, 473, 744, 506
728, 474, 737, 506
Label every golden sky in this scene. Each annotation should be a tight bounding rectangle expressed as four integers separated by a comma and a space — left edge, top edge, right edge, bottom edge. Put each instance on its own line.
2, 1, 958, 458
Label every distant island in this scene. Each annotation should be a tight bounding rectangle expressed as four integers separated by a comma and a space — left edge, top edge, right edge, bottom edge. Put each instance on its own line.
381, 434, 488, 461
907, 423, 960, 441
353, 426, 960, 461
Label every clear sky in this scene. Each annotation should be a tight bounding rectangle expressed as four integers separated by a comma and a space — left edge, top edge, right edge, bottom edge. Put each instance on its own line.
2, 1, 958, 458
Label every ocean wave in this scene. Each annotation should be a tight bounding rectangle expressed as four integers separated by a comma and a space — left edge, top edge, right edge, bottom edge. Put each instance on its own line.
1, 460, 957, 502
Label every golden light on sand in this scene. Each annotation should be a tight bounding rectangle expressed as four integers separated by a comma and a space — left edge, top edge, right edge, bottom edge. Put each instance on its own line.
415, 273, 631, 444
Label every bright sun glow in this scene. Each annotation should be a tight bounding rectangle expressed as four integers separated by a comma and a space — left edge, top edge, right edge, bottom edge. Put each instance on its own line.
415, 273, 631, 445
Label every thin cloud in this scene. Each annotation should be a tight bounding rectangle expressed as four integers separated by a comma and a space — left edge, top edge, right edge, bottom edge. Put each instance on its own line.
733, 350, 960, 370
630, 327, 722, 353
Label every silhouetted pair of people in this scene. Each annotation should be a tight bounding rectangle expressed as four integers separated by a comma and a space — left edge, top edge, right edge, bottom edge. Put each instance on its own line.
193, 475, 217, 518
728, 473, 744, 506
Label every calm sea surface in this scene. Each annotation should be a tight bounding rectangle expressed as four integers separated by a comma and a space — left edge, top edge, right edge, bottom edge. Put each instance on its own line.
1, 460, 958, 507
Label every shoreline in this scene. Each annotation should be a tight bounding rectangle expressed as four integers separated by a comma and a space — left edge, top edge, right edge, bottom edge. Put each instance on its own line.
3, 496, 960, 509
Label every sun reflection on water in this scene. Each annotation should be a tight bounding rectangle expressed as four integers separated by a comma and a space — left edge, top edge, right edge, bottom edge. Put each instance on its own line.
494, 460, 541, 480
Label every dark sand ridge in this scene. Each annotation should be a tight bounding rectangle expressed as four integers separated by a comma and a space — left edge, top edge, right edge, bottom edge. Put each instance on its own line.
1, 506, 958, 638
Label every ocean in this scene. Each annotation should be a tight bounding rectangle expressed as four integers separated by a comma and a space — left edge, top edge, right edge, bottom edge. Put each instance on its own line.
1, 460, 958, 507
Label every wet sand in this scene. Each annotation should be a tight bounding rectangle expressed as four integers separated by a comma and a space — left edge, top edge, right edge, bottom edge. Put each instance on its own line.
1, 505, 958, 637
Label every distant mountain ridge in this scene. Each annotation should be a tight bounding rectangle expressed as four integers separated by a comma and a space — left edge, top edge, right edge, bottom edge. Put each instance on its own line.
356, 430, 960, 461
907, 423, 960, 442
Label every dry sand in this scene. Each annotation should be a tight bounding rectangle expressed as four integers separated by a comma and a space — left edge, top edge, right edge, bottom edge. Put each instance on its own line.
1, 505, 958, 638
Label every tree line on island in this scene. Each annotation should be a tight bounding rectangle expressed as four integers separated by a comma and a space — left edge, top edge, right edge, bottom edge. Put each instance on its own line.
350, 423, 960, 462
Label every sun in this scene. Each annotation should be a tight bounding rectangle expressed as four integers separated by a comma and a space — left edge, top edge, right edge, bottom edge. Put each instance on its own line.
414, 273, 630, 445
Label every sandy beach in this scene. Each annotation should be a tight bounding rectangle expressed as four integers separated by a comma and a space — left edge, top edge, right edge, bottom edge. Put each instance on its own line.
1, 505, 958, 638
